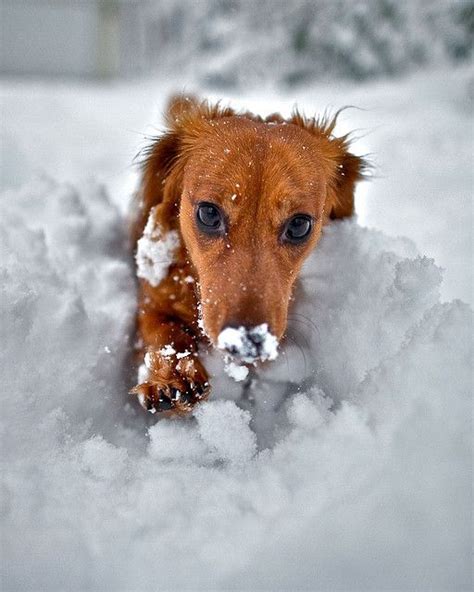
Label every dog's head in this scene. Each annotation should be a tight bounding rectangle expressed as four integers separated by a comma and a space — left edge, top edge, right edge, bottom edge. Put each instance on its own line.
137, 96, 366, 362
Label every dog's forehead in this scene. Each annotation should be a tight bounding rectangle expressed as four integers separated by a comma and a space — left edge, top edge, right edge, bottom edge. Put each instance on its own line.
195, 116, 315, 156
185, 116, 326, 213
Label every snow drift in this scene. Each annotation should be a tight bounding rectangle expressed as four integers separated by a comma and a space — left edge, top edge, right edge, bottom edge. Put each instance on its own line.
1, 177, 471, 591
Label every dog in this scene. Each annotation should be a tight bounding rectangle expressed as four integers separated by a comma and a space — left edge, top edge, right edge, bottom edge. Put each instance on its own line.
130, 95, 366, 415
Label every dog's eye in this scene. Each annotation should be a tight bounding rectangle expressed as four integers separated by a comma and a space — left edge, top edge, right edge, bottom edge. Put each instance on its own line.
282, 215, 313, 244
196, 202, 225, 235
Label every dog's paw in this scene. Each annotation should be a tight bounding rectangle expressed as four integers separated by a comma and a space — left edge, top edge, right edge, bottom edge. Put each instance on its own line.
131, 378, 210, 415
130, 351, 210, 415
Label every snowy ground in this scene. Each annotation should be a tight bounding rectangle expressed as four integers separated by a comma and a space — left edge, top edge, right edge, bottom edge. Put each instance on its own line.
1, 67, 472, 591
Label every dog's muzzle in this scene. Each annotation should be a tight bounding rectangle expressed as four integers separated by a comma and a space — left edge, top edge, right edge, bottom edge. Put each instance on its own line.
217, 323, 279, 363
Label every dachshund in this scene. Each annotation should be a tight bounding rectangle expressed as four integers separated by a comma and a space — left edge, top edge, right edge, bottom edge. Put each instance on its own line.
130, 95, 366, 415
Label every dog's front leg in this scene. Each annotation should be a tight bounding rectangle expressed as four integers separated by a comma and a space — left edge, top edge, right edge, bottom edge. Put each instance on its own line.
131, 296, 210, 415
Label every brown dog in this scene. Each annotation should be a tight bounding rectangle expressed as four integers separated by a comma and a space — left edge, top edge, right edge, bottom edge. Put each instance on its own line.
130, 95, 366, 415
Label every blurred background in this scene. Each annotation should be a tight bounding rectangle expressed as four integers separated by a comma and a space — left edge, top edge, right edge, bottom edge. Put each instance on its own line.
1, 0, 473, 301
1, 0, 472, 84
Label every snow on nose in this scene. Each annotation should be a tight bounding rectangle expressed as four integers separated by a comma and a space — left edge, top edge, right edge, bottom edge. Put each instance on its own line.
217, 323, 279, 363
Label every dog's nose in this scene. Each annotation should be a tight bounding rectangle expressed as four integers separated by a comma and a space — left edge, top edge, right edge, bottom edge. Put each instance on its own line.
217, 323, 279, 363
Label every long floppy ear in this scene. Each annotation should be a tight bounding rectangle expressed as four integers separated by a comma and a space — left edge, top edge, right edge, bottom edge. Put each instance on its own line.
130, 95, 201, 244
288, 110, 367, 221
329, 148, 366, 219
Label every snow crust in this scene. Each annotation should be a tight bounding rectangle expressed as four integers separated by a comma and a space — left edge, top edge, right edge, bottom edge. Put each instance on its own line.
1, 176, 471, 591
135, 206, 180, 287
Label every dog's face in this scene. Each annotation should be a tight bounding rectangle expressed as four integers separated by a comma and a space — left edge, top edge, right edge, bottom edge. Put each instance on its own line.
140, 98, 364, 361
179, 118, 326, 346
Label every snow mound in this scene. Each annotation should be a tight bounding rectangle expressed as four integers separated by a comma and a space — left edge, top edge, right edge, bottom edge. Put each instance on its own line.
1, 179, 471, 591
194, 401, 257, 465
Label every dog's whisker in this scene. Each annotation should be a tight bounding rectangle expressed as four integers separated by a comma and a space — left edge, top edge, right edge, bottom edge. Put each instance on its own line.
288, 313, 321, 342
284, 333, 308, 378
285, 323, 312, 355
288, 312, 319, 333
278, 341, 292, 379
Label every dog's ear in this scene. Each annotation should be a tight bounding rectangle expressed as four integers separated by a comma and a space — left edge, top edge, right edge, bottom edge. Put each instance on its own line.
329, 147, 366, 219
288, 109, 367, 220
130, 96, 199, 242
130, 132, 182, 242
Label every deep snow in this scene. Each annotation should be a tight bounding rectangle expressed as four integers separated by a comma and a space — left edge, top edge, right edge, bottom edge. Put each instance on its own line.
0, 67, 472, 591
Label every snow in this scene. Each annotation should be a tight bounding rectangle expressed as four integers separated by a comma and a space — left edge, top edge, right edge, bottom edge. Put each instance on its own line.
137, 362, 149, 384
135, 207, 180, 287
224, 360, 249, 382
0, 66, 472, 591
157, 345, 177, 358
194, 401, 257, 465
217, 323, 279, 363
